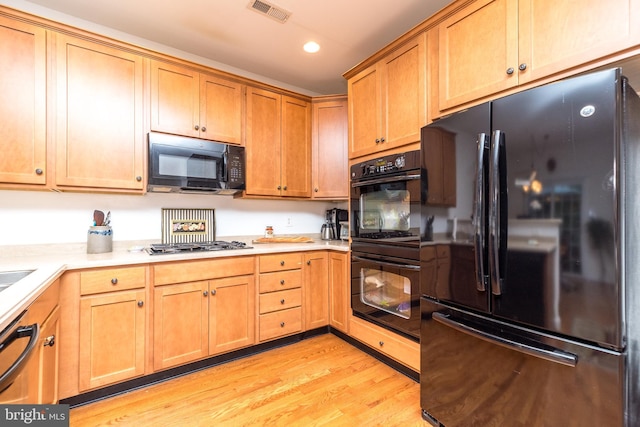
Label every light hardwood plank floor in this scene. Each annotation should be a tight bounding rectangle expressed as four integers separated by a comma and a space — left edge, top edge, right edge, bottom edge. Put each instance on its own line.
70, 334, 427, 427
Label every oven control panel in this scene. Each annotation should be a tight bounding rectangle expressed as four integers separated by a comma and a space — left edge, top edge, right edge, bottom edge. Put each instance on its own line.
350, 150, 420, 180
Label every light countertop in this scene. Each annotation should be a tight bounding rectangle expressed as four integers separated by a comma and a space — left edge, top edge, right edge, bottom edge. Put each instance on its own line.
0, 235, 349, 332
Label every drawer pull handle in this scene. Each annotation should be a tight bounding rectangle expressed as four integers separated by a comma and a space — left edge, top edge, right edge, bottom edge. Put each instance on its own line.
280, 261, 285, 266
280, 299, 285, 304
280, 322, 285, 327
280, 280, 285, 285
379, 341, 384, 347
111, 278, 118, 285
137, 300, 144, 307
43, 335, 55, 347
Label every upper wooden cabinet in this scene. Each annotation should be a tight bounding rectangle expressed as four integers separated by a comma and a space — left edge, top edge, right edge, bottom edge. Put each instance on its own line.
348, 32, 427, 159
434, 0, 640, 113
150, 60, 244, 144
54, 34, 146, 191
246, 87, 311, 197
0, 17, 46, 186
312, 97, 348, 200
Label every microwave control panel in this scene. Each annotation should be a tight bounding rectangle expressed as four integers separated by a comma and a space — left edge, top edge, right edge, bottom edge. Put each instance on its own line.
226, 146, 245, 187
351, 150, 420, 181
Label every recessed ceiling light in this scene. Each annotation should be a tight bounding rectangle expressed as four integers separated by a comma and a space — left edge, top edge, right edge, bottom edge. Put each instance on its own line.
303, 41, 320, 53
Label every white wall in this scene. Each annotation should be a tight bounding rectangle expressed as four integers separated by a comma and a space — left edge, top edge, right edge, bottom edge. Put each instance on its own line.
0, 190, 346, 245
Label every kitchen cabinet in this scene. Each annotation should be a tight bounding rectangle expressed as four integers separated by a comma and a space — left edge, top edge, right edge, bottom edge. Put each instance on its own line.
421, 126, 456, 206
329, 252, 350, 333
257, 253, 303, 341
0, 16, 46, 187
347, 32, 427, 159
150, 60, 244, 144
245, 87, 311, 197
304, 252, 329, 330
153, 257, 255, 370
311, 97, 348, 199
54, 33, 146, 192
78, 266, 147, 391
434, 0, 640, 113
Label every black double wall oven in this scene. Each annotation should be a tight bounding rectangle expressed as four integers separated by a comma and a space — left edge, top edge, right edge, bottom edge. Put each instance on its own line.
350, 150, 422, 341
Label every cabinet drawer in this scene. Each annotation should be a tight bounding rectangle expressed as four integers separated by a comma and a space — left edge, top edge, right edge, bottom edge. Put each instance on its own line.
80, 266, 146, 295
349, 316, 420, 372
259, 269, 302, 293
153, 256, 254, 285
259, 288, 302, 314
259, 307, 302, 341
259, 253, 302, 273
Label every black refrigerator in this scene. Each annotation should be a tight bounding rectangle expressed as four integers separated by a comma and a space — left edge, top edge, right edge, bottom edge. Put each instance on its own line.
419, 68, 640, 426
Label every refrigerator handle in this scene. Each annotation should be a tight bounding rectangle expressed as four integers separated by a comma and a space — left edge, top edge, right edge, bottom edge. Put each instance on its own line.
489, 130, 503, 296
433, 312, 578, 367
474, 133, 488, 292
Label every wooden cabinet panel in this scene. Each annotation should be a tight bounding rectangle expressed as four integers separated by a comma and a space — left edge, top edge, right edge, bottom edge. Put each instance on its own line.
259, 307, 302, 341
259, 252, 303, 272
209, 275, 255, 355
259, 270, 303, 293
79, 289, 146, 390
200, 73, 243, 144
153, 256, 254, 285
0, 16, 46, 186
80, 266, 146, 295
54, 34, 145, 191
36, 306, 59, 404
281, 95, 311, 197
259, 288, 302, 314
329, 252, 350, 333
312, 97, 348, 199
304, 252, 329, 330
348, 65, 380, 158
153, 281, 209, 370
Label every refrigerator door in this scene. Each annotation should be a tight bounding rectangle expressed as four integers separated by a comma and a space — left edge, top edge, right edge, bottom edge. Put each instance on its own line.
491, 68, 623, 349
420, 103, 491, 314
420, 298, 624, 427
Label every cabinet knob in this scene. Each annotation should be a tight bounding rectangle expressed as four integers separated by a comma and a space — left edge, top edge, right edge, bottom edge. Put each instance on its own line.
280, 279, 285, 285
307, 260, 311, 265
43, 335, 55, 347
277, 185, 282, 190
211, 289, 216, 295
283, 186, 287, 191
519, 63, 527, 71
280, 261, 285, 266
111, 278, 118, 285
280, 299, 285, 304
379, 341, 384, 347
194, 125, 199, 130
201, 126, 206, 132
280, 322, 285, 327
506, 67, 515, 75
35, 168, 43, 175
314, 188, 318, 192
380, 137, 385, 143
137, 300, 144, 307
375, 138, 381, 144
136, 176, 142, 182
203, 290, 209, 297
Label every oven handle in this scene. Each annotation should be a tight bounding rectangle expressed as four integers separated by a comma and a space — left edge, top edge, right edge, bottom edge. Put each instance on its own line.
351, 174, 420, 188
352, 255, 420, 271
433, 312, 577, 367
0, 322, 40, 393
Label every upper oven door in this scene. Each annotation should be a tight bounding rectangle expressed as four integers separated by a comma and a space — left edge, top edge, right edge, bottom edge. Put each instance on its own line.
148, 132, 226, 191
351, 171, 421, 246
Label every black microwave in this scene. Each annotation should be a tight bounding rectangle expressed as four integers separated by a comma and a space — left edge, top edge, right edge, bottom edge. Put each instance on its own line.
147, 132, 245, 195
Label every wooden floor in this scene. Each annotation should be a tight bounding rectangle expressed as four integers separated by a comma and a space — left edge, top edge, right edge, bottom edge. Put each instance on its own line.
70, 334, 427, 426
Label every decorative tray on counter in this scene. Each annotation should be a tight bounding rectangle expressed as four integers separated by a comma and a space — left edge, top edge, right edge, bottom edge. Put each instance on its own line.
252, 236, 314, 244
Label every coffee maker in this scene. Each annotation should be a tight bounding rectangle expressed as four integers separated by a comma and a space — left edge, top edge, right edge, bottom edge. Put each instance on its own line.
325, 208, 348, 240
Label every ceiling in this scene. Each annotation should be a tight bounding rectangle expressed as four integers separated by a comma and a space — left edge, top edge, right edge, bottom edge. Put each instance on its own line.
15, 0, 452, 95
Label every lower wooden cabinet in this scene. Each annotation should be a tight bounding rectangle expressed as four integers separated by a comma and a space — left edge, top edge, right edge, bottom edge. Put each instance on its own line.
329, 252, 350, 333
304, 252, 329, 330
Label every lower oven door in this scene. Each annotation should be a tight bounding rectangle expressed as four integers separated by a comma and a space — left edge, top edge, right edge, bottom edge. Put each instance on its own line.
351, 251, 420, 341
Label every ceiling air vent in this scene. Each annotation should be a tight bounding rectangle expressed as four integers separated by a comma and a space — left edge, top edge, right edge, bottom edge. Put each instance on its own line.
247, 0, 291, 23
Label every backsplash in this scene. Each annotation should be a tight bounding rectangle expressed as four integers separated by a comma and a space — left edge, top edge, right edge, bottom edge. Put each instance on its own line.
0, 190, 345, 245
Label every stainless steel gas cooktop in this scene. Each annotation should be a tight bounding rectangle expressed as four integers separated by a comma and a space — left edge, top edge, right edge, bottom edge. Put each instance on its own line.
146, 241, 252, 255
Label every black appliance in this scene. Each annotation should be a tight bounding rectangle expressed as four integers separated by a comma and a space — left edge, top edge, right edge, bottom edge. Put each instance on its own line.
146, 240, 252, 255
326, 208, 348, 241
148, 132, 245, 195
0, 310, 39, 398
350, 150, 422, 340
420, 68, 640, 426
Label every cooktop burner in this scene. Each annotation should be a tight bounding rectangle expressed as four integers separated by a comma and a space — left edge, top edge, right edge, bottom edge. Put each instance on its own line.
146, 240, 252, 255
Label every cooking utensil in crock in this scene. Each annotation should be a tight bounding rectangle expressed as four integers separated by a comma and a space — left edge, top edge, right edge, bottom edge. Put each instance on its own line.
93, 210, 105, 226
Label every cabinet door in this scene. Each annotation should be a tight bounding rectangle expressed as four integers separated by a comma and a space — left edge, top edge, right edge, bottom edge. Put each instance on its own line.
348, 65, 380, 158
153, 281, 208, 370
304, 252, 329, 330
208, 275, 255, 355
245, 86, 282, 196
281, 95, 311, 197
55, 34, 145, 190
200, 74, 244, 144
329, 252, 349, 333
0, 17, 46, 185
150, 60, 200, 137
36, 306, 60, 404
437, 0, 518, 111
381, 32, 427, 149
79, 290, 145, 390
518, 0, 640, 84
312, 98, 348, 199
